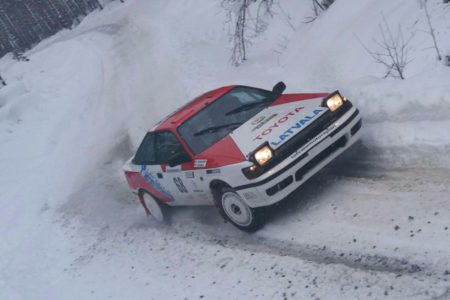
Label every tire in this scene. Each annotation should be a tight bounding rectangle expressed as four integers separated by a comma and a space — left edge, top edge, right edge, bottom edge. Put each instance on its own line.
141, 192, 166, 223
218, 187, 265, 232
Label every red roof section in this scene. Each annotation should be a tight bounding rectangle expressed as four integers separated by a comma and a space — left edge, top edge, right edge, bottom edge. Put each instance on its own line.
155, 85, 235, 131
269, 93, 329, 106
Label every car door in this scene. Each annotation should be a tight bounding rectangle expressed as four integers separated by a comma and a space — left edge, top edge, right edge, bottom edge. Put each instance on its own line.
154, 131, 208, 205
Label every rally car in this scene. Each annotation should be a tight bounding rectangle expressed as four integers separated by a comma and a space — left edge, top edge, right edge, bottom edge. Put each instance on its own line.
123, 82, 362, 231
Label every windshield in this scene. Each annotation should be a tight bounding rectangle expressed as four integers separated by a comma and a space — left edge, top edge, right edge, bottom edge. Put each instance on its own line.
178, 86, 277, 155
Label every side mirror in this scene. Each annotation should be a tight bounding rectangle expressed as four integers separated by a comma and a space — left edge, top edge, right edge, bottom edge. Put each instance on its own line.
272, 81, 286, 95
168, 152, 191, 167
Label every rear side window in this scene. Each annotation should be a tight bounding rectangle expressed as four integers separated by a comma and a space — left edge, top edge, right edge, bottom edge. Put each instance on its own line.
154, 131, 187, 164
133, 131, 189, 165
132, 132, 156, 165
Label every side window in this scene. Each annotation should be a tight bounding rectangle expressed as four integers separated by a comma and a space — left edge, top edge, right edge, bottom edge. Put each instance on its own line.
133, 132, 156, 165
155, 131, 188, 164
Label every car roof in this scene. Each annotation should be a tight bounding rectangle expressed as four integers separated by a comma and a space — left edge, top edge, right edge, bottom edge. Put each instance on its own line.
154, 85, 236, 131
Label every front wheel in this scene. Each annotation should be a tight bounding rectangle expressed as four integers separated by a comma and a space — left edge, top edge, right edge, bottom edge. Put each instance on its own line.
218, 188, 265, 232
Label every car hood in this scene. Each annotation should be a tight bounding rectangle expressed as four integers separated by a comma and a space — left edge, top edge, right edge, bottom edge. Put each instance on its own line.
230, 95, 327, 157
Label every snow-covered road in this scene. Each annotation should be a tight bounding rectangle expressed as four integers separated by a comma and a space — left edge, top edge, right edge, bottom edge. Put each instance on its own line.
53, 148, 450, 299
1, 0, 450, 299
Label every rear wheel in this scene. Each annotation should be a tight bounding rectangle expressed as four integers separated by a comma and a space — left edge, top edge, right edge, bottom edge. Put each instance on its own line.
141, 192, 165, 222
218, 187, 265, 232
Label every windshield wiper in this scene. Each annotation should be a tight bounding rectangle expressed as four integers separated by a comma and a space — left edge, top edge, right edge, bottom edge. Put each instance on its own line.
225, 99, 272, 116
194, 122, 242, 136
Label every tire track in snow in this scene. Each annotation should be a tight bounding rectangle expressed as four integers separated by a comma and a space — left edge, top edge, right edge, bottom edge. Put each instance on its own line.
167, 222, 431, 278
164, 155, 450, 279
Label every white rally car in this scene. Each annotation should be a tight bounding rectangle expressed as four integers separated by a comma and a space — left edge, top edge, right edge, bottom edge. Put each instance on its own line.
123, 82, 362, 231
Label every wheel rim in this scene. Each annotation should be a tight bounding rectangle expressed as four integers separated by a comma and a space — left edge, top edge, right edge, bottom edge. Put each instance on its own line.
143, 193, 164, 222
221, 192, 252, 227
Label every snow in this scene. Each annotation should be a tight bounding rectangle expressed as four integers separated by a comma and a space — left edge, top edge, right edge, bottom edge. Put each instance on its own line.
1, 0, 450, 299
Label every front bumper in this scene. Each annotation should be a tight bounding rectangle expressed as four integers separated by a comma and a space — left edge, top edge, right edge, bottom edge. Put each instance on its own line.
233, 105, 362, 208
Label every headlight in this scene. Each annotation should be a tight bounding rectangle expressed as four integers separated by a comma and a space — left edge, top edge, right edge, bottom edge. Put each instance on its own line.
322, 91, 348, 112
326, 94, 344, 112
254, 145, 273, 166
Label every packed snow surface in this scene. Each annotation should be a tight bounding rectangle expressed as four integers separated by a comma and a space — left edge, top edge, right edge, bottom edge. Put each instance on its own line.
1, 0, 450, 299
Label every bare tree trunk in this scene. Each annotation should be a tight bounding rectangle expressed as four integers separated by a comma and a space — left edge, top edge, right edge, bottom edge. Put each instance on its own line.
423, 0, 442, 60
228, 0, 249, 66
241, 0, 247, 61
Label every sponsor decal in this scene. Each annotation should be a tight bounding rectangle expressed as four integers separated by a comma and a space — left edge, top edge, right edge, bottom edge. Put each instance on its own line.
290, 123, 337, 159
251, 113, 278, 132
185, 171, 195, 179
194, 159, 207, 168
253, 107, 304, 141
193, 189, 204, 193
140, 165, 174, 200
206, 169, 221, 174
270, 108, 326, 147
251, 116, 266, 126
173, 177, 188, 193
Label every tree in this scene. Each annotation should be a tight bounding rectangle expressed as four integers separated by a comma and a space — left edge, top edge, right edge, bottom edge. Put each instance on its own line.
0, 0, 123, 59
223, 0, 274, 66
222, 0, 251, 66
359, 16, 414, 80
